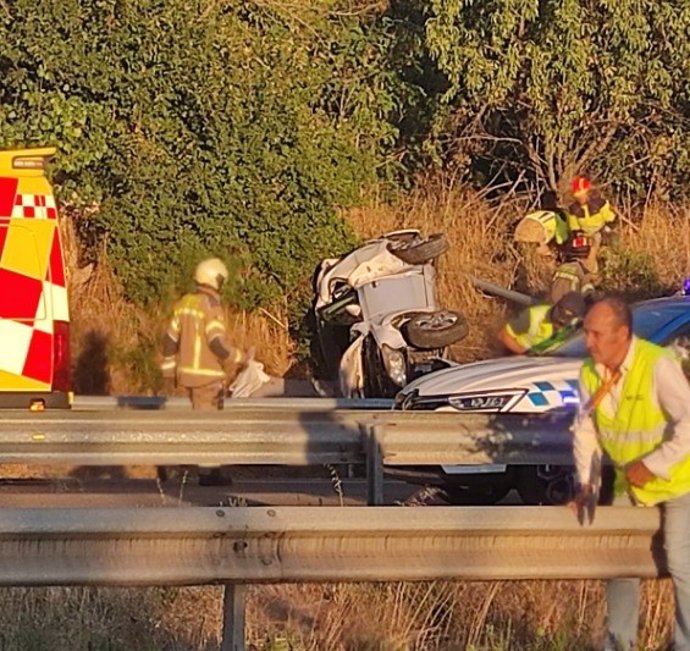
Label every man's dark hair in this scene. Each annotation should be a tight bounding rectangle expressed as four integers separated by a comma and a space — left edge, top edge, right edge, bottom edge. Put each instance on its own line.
592, 295, 633, 334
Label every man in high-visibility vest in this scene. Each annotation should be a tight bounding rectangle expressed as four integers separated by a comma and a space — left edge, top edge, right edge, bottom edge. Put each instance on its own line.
572, 296, 690, 651
161, 257, 248, 410
498, 291, 586, 354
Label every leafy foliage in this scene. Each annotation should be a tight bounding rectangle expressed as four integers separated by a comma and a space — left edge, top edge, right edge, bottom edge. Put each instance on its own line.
0, 1, 405, 305
422, 0, 690, 196
2, 0, 689, 313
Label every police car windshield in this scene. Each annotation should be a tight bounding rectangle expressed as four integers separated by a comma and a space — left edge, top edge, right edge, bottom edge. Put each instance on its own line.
545, 300, 688, 358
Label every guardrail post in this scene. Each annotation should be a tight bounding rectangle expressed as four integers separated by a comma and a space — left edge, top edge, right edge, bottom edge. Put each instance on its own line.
221, 583, 247, 651
366, 425, 384, 506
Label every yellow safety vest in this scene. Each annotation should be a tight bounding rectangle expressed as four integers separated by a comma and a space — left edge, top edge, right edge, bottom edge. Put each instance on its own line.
506, 304, 554, 351
567, 201, 615, 236
582, 339, 690, 506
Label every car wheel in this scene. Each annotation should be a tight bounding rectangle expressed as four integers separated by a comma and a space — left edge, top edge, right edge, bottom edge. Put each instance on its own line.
403, 310, 468, 349
516, 465, 575, 505
389, 233, 449, 265
383, 230, 419, 245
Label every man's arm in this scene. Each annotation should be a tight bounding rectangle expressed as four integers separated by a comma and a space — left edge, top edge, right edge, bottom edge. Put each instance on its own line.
572, 374, 603, 490
571, 372, 603, 522
498, 310, 531, 354
160, 313, 180, 378
566, 206, 582, 232
498, 326, 527, 354
598, 200, 616, 225
639, 356, 690, 480
205, 307, 244, 366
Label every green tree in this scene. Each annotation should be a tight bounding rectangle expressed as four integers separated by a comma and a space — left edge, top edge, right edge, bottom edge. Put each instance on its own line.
423, 0, 690, 196
0, 1, 407, 307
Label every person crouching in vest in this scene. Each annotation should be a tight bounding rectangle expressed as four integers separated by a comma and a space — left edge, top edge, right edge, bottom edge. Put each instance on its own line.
160, 257, 249, 410
498, 291, 586, 355
572, 296, 690, 651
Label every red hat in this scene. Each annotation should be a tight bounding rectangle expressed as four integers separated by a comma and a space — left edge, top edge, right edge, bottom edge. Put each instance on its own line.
571, 176, 591, 196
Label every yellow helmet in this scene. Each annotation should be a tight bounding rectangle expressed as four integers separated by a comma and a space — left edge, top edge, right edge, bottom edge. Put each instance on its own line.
194, 258, 228, 291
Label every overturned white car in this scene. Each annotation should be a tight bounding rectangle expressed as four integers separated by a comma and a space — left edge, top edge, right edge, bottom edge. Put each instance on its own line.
313, 230, 468, 398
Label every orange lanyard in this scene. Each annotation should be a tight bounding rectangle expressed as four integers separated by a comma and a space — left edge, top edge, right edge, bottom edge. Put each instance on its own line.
582, 368, 622, 416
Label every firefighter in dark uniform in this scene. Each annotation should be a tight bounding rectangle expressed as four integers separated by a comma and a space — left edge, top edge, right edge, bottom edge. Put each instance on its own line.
161, 258, 247, 409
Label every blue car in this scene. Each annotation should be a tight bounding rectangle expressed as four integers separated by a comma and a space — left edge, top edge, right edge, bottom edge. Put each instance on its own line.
394, 297, 690, 504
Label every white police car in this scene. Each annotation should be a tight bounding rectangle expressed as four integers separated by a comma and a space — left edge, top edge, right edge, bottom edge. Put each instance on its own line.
394, 297, 690, 504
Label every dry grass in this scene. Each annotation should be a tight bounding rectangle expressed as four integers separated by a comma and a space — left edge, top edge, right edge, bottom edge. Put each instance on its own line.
248, 580, 674, 650
65, 187, 690, 393
0, 586, 223, 650
0, 579, 673, 650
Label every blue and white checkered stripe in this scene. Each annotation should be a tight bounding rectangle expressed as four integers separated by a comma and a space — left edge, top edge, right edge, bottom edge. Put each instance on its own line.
526, 379, 580, 408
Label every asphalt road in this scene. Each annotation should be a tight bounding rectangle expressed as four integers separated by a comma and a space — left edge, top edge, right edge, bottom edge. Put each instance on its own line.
0, 476, 428, 508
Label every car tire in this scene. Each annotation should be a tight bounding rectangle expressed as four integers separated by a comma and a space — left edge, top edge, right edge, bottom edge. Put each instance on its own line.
389, 233, 449, 265
384, 230, 419, 245
403, 310, 468, 349
516, 465, 575, 505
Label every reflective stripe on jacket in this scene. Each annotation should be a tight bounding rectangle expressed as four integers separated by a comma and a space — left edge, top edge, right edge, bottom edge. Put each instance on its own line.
163, 289, 241, 388
582, 339, 690, 505
551, 262, 594, 300
505, 304, 554, 351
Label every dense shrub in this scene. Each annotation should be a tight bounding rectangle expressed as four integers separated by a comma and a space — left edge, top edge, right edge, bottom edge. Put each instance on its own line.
0, 1, 406, 306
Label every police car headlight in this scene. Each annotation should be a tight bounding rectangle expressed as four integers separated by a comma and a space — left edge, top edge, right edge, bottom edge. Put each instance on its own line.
381, 345, 407, 387
448, 390, 526, 412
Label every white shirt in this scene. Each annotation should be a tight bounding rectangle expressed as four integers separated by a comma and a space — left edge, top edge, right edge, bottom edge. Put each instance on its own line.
573, 336, 690, 486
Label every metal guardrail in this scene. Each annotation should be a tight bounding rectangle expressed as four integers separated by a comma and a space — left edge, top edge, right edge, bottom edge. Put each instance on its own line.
0, 409, 367, 465
0, 506, 662, 584
0, 505, 664, 651
73, 395, 395, 411
0, 408, 575, 467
